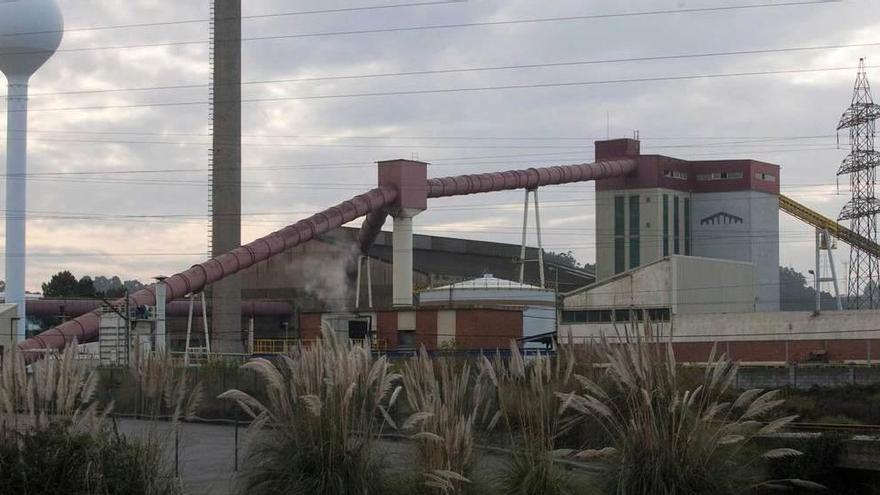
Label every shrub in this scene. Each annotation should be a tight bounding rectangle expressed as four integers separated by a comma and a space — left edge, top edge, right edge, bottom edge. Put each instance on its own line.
480, 343, 578, 495
219, 329, 401, 495
0, 422, 181, 495
0, 344, 196, 495
401, 348, 491, 494
557, 330, 821, 494
0, 343, 103, 431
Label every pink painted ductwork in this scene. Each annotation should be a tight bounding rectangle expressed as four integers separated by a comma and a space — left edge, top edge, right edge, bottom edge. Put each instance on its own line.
427, 159, 638, 198
357, 209, 389, 254
20, 158, 637, 360
18, 186, 398, 359
26, 299, 293, 318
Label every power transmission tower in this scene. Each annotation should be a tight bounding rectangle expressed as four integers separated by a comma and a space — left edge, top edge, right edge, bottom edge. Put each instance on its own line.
837, 58, 880, 309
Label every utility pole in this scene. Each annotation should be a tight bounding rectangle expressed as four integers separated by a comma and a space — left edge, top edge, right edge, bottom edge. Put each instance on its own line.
210, 0, 243, 352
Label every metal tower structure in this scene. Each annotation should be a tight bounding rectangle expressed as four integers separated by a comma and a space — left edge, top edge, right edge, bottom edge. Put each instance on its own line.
837, 58, 880, 309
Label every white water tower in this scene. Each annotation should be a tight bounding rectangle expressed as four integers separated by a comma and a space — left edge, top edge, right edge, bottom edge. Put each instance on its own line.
0, 0, 63, 341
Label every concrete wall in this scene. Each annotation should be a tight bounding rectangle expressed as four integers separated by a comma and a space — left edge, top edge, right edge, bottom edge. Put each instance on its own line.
691, 190, 779, 311
596, 188, 689, 280
672, 256, 755, 314
564, 256, 754, 315
560, 309, 880, 364
565, 258, 672, 310
736, 366, 880, 390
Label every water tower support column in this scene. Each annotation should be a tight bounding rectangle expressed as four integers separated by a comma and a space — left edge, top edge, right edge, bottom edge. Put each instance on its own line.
6, 76, 29, 341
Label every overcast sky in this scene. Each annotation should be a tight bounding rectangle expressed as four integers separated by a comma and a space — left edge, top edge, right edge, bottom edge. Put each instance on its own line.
2, 0, 879, 292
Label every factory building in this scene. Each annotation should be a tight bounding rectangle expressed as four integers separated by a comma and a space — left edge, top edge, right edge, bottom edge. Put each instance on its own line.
594, 139, 780, 311
563, 255, 758, 323
239, 227, 591, 317
238, 231, 585, 350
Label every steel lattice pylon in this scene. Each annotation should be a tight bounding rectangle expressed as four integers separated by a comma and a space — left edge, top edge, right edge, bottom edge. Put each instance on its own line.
838, 58, 880, 309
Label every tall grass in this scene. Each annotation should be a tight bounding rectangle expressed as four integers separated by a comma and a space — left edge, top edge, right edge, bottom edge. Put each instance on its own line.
127, 344, 203, 425
219, 328, 401, 495
401, 348, 492, 494
0, 343, 187, 494
481, 343, 578, 495
557, 329, 821, 494
0, 342, 103, 431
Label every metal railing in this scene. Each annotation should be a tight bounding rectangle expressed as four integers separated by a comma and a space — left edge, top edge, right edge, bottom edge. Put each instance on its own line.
253, 338, 388, 355
253, 339, 298, 355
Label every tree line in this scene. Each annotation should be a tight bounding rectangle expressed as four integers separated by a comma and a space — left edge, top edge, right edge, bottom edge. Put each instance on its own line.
40, 271, 144, 299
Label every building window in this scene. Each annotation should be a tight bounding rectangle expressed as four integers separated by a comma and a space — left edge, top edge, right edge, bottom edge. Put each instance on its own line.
397, 330, 417, 349
562, 310, 587, 323
673, 196, 680, 255
663, 194, 669, 256
755, 172, 776, 182
684, 197, 691, 256
663, 170, 688, 180
696, 171, 744, 181
614, 196, 625, 274
629, 195, 640, 269
647, 308, 671, 322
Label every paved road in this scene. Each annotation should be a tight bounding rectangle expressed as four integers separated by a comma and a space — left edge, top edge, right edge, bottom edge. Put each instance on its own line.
116, 419, 599, 495
116, 419, 239, 495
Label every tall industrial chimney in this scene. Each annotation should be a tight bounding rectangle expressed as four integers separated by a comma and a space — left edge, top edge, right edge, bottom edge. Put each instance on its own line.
210, 0, 243, 353
0, 0, 63, 342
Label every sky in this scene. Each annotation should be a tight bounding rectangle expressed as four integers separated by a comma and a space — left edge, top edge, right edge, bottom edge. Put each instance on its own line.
1, 0, 879, 293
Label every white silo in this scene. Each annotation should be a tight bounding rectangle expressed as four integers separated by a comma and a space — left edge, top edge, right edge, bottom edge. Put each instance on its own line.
419, 274, 558, 347
0, 0, 63, 341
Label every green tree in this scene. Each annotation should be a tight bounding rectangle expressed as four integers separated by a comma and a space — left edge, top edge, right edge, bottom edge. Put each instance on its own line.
41, 271, 78, 297
76, 276, 96, 298
779, 266, 839, 311
544, 250, 595, 272
41, 271, 96, 298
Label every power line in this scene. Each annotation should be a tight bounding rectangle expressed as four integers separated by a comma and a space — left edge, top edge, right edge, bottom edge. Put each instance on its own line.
0, 0, 842, 57
0, 141, 842, 179
23, 41, 880, 98
8, 64, 873, 114
0, 134, 840, 151
12, 128, 839, 142
0, 1, 468, 37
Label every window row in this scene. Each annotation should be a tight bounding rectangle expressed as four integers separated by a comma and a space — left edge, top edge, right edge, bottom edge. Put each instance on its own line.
696, 171, 743, 181
663, 170, 688, 180
562, 308, 671, 323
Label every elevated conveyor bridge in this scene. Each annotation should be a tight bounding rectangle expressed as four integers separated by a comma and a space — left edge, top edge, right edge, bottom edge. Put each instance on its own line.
779, 194, 880, 259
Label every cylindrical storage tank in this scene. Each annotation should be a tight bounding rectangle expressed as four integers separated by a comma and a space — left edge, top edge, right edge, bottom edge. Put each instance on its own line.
418, 274, 556, 344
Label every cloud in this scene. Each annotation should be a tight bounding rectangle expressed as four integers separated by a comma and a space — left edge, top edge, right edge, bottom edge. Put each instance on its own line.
0, 0, 878, 289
